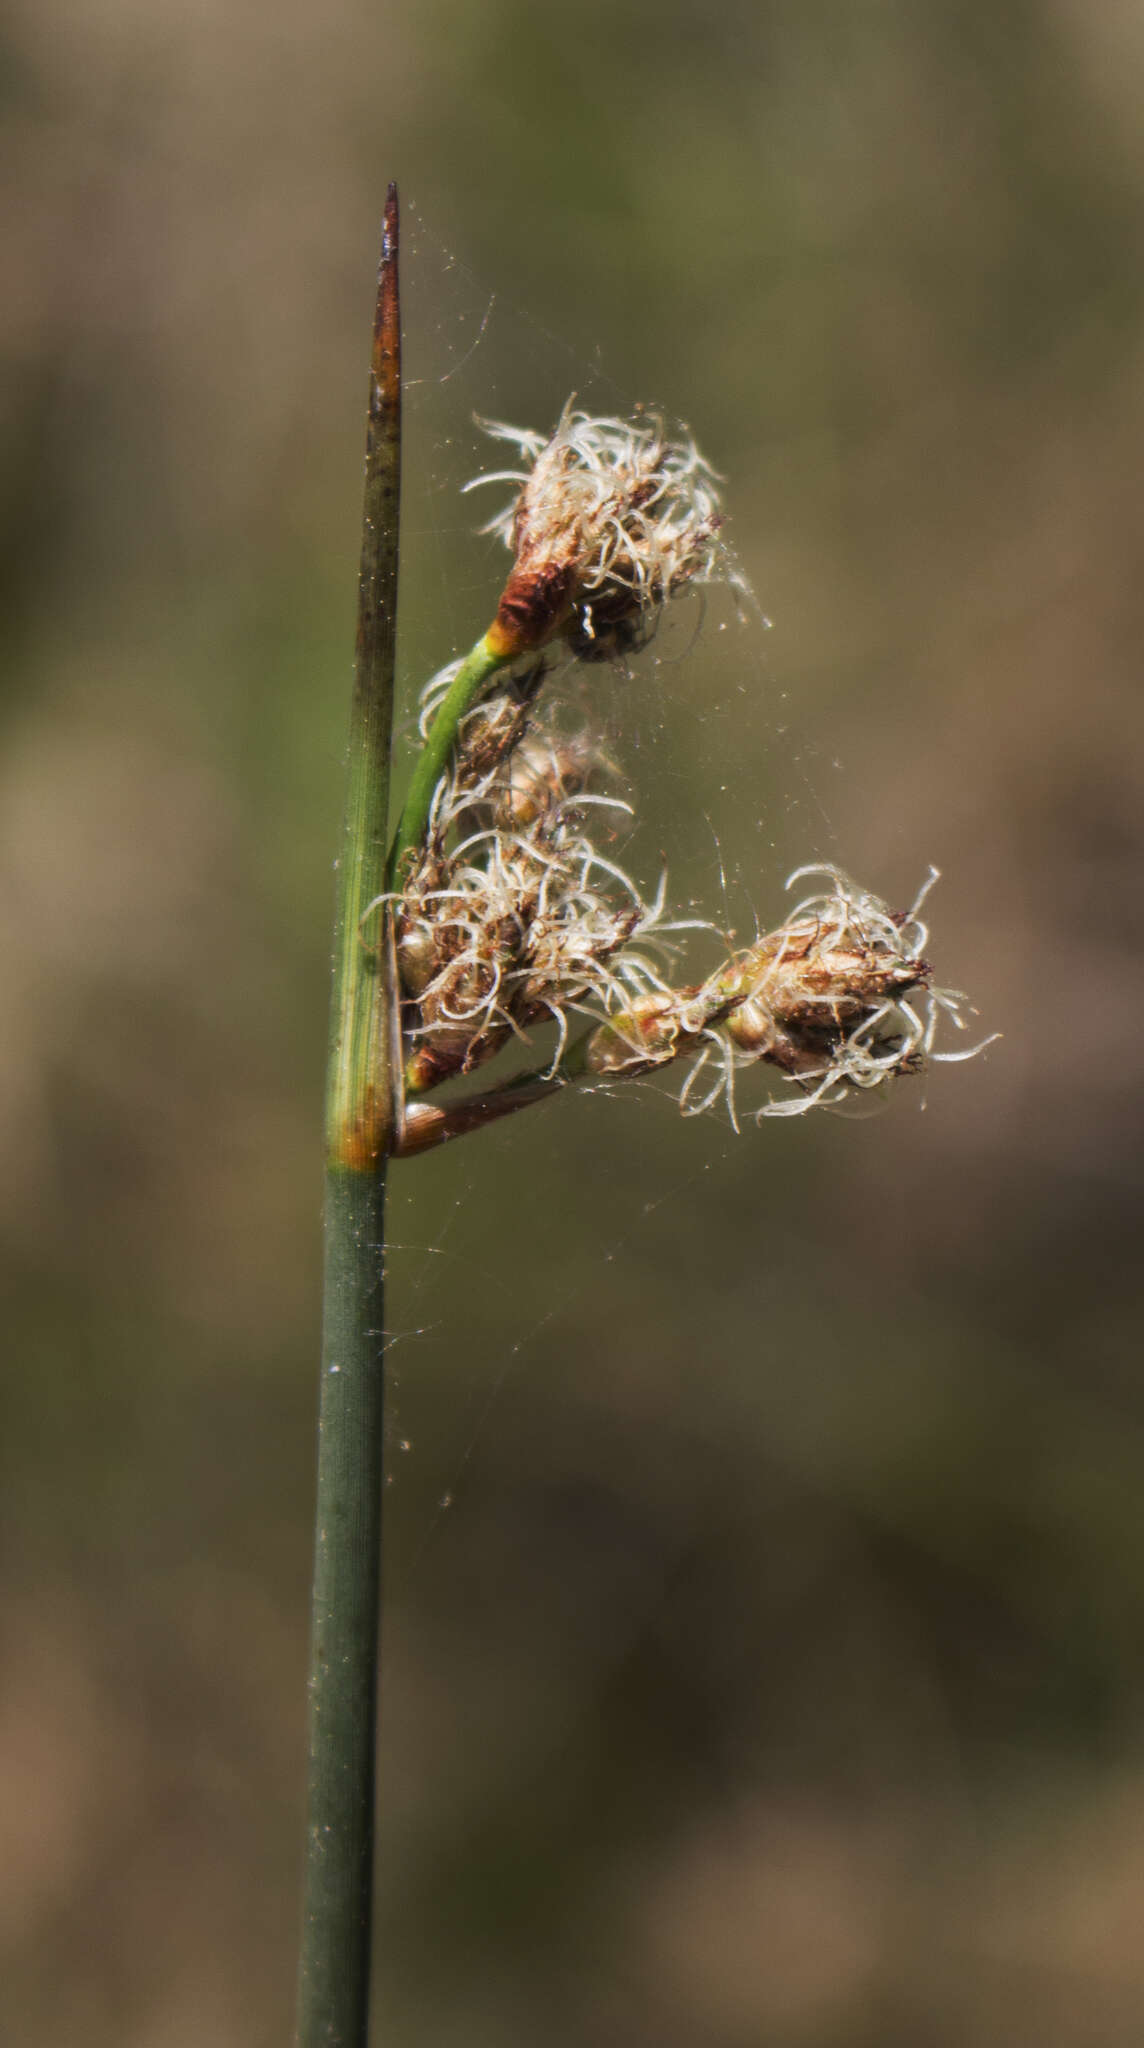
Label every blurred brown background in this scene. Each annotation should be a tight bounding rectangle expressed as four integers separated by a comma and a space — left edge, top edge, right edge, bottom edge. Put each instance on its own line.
4, 2, 1144, 2042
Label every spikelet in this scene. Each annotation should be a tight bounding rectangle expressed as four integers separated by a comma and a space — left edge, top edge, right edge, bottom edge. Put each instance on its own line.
395, 697, 665, 1093
584, 867, 996, 1126
464, 403, 747, 659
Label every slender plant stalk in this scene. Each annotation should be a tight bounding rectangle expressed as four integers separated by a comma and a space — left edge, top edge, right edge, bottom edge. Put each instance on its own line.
296, 184, 402, 2048
397, 1067, 566, 1156
387, 630, 509, 885
396, 1032, 595, 1156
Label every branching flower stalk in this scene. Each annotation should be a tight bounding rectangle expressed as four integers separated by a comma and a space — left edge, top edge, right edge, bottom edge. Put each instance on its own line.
298, 195, 995, 2043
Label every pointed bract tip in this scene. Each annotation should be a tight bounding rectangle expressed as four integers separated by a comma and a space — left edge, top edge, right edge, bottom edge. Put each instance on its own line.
382, 186, 399, 254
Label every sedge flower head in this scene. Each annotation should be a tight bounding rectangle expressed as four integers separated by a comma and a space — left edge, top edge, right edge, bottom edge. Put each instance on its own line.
584, 866, 996, 1128
464, 402, 746, 659
395, 704, 666, 1094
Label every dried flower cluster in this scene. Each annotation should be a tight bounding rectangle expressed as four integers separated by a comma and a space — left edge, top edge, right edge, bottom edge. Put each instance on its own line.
467, 404, 745, 660
385, 402, 991, 1145
395, 678, 678, 1094
584, 865, 989, 1126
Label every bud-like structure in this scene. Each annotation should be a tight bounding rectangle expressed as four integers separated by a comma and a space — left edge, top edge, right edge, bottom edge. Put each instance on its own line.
465, 404, 742, 660
488, 727, 610, 832
583, 989, 715, 1078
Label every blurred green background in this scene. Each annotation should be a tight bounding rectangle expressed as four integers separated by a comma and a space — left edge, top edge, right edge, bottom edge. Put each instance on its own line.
4, 2, 1144, 2042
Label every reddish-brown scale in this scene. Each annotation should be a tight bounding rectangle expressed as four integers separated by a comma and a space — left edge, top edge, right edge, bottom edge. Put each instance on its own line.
489, 559, 577, 657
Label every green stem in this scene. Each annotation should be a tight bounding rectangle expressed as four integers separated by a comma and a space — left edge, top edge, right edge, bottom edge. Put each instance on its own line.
296, 185, 401, 2048
299, 1168, 388, 2046
387, 632, 509, 885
